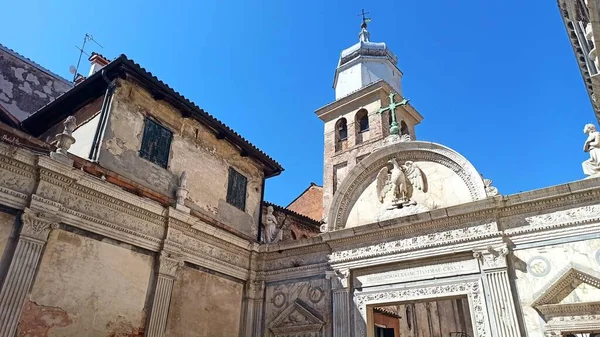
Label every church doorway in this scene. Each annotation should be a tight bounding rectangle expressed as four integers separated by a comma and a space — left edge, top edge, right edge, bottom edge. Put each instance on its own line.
370, 296, 474, 337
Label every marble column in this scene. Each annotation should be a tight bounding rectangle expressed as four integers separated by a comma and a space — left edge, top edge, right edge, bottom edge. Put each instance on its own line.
146, 252, 183, 337
327, 269, 350, 337
0, 209, 59, 337
474, 247, 520, 337
240, 279, 265, 337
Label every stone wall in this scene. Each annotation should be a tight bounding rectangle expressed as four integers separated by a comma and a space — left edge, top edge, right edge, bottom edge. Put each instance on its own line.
166, 266, 244, 337
17, 229, 154, 337
99, 79, 264, 238
0, 47, 71, 121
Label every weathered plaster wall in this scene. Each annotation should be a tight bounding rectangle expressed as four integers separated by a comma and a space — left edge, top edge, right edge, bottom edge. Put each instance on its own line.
68, 113, 101, 159
0, 48, 71, 121
99, 79, 263, 237
165, 266, 243, 337
18, 229, 153, 337
511, 236, 600, 337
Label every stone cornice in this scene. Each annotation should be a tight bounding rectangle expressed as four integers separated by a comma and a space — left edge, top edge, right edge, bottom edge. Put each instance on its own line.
169, 207, 253, 250
0, 142, 37, 166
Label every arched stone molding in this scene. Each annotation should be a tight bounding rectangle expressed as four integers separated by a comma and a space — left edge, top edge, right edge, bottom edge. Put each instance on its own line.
325, 141, 487, 232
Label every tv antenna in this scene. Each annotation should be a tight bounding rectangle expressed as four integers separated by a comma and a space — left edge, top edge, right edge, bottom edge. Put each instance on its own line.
69, 33, 103, 81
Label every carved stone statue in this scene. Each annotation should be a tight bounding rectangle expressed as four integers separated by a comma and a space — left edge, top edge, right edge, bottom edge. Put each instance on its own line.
582, 123, 600, 177
482, 175, 499, 197
50, 116, 77, 165
376, 159, 426, 208
175, 171, 190, 213
263, 206, 282, 244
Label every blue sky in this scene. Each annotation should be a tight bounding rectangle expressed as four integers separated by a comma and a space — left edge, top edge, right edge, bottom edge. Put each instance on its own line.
1, 1, 594, 206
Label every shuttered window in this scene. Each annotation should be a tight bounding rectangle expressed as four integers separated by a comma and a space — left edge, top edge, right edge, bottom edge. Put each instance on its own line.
140, 118, 172, 168
226, 167, 247, 211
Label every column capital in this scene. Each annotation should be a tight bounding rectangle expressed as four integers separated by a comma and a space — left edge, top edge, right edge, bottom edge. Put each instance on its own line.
20, 208, 60, 242
326, 268, 350, 290
158, 252, 184, 278
245, 280, 265, 299
473, 245, 509, 270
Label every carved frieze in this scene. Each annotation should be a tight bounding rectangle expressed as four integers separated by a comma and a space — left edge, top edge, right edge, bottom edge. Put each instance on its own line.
165, 223, 249, 270
58, 185, 166, 241
264, 251, 329, 271
0, 155, 36, 195
544, 314, 600, 337
330, 222, 496, 263
503, 204, 600, 231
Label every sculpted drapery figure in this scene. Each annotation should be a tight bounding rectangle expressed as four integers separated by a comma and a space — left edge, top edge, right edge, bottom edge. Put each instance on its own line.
582, 123, 600, 177
263, 206, 282, 244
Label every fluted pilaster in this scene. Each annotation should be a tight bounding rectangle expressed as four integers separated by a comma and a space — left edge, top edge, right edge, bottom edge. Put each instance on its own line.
146, 253, 183, 337
474, 247, 520, 337
327, 269, 350, 337
240, 279, 265, 337
0, 209, 59, 337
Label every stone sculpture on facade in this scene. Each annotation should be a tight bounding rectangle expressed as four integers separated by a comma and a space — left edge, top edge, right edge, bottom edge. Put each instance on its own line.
376, 159, 425, 208
582, 123, 600, 177
175, 171, 190, 213
49, 116, 76, 165
263, 206, 282, 244
482, 176, 499, 197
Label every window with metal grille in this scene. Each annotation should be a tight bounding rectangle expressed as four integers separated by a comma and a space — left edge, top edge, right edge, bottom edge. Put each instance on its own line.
227, 167, 247, 211
140, 118, 173, 168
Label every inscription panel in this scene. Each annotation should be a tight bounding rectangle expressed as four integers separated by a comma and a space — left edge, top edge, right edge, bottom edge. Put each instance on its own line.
354, 258, 480, 288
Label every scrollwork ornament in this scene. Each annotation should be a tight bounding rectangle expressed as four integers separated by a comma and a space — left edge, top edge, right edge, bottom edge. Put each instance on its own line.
20, 208, 60, 242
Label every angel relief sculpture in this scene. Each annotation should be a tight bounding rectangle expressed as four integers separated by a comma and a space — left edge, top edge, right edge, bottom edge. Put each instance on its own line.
376, 159, 426, 209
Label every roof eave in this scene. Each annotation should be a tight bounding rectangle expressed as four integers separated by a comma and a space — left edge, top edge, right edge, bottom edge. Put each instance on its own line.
21, 55, 284, 177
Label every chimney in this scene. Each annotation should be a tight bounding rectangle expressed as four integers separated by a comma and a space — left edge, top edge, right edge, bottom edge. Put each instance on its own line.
88, 52, 110, 76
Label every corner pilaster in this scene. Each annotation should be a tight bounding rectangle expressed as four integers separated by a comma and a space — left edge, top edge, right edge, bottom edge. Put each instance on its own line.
241, 278, 265, 337
474, 246, 520, 337
326, 268, 350, 337
0, 208, 59, 337
146, 252, 184, 337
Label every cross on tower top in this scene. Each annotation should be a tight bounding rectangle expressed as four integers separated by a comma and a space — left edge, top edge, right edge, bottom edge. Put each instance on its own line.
377, 92, 410, 135
358, 9, 371, 29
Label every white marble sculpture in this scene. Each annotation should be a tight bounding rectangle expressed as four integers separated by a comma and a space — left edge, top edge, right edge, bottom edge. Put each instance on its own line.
263, 206, 282, 244
582, 123, 600, 177
376, 159, 425, 208
482, 176, 499, 197
175, 171, 190, 213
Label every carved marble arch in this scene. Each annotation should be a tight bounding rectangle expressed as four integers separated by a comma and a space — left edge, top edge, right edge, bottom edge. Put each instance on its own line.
325, 141, 487, 231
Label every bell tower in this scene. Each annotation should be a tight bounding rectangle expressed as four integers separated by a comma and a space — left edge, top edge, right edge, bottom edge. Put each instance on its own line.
316, 13, 424, 220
